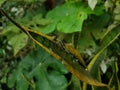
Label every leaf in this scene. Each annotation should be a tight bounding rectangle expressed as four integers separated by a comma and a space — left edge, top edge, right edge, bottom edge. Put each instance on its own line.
104, 0, 114, 11
7, 47, 68, 90
0, 0, 6, 6
26, 14, 52, 32
88, 0, 98, 10
78, 14, 110, 50
24, 0, 35, 3
100, 26, 120, 50
10, 33, 28, 55
100, 60, 107, 74
77, 13, 110, 52
41, 2, 103, 34
108, 62, 120, 90
83, 23, 120, 90
88, 25, 120, 71
69, 75, 82, 90
2, 25, 28, 55
2, 25, 20, 35
57, 12, 87, 33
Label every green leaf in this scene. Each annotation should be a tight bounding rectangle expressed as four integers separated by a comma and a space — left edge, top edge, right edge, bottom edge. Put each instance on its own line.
41, 2, 103, 34
7, 47, 68, 90
57, 12, 87, 33
0, 0, 6, 6
2, 25, 20, 35
10, 33, 28, 55
108, 62, 120, 90
88, 25, 120, 71
2, 25, 28, 55
82, 24, 120, 90
24, 0, 35, 3
69, 75, 82, 90
77, 13, 110, 52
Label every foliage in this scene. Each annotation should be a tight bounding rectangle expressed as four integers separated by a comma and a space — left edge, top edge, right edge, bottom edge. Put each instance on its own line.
8, 46, 68, 90
0, 0, 120, 90
39, 2, 103, 33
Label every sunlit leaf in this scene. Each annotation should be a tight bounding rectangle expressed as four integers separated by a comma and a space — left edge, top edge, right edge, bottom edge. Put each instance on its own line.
10, 33, 28, 55
104, 0, 114, 11
0, 0, 6, 6
41, 2, 103, 34
2, 25, 28, 55
57, 12, 87, 33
